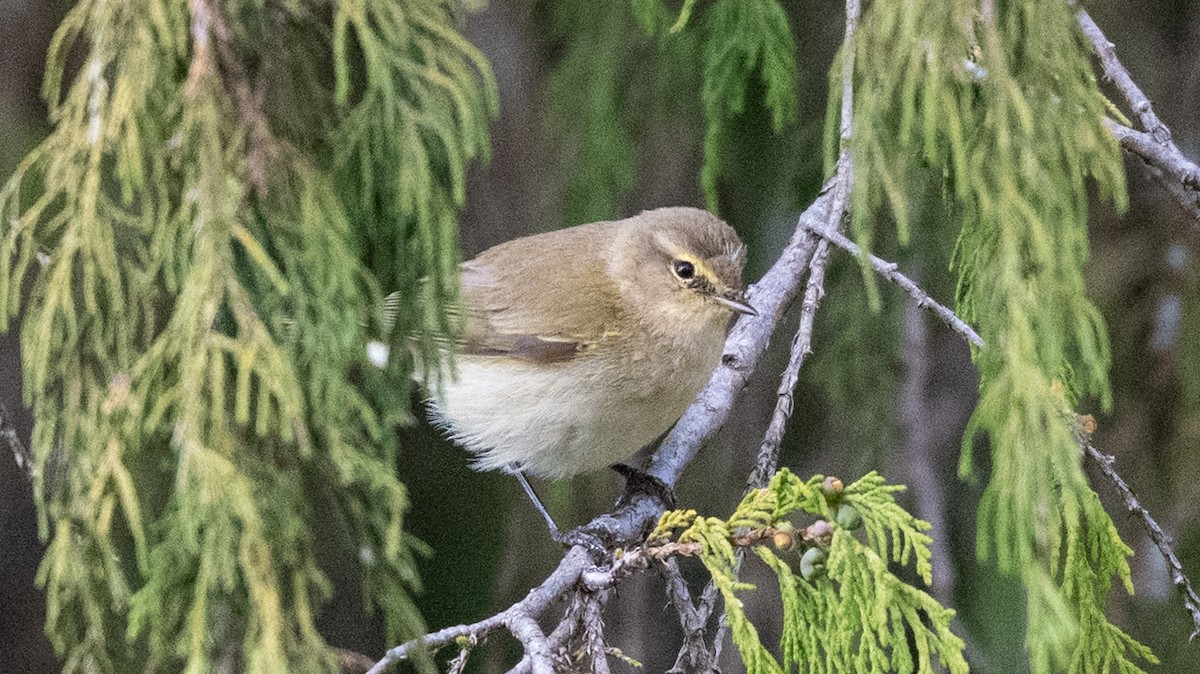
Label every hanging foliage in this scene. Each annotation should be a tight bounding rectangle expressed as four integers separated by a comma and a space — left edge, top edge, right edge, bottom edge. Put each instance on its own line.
0, 0, 494, 671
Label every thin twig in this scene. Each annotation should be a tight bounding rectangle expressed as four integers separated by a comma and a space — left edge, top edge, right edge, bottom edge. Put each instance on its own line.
826, 228, 1200, 642
661, 559, 716, 673
1076, 9, 1169, 143
581, 592, 612, 674
664, 561, 724, 674
1083, 442, 1200, 641
1077, 9, 1200, 223
1, 404, 32, 479
808, 225, 984, 347
898, 301, 955, 604
504, 611, 552, 674
446, 646, 471, 674
366, 547, 590, 674
509, 589, 587, 674
750, 241, 831, 489
1103, 119, 1200, 222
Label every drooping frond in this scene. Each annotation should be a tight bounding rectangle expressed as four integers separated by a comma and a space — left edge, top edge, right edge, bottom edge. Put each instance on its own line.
0, 1, 494, 670
841, 0, 1153, 671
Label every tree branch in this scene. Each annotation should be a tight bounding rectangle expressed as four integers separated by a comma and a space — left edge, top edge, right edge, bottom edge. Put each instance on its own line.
1082, 441, 1200, 641
661, 559, 718, 673
1103, 118, 1200, 222
1076, 9, 1169, 143
807, 225, 984, 348
750, 241, 830, 489
365, 547, 591, 674
580, 591, 611, 674
510, 589, 586, 674
1077, 8, 1200, 223
504, 611, 553, 674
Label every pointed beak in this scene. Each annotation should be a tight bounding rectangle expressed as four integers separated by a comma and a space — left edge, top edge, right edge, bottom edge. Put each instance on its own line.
713, 290, 758, 316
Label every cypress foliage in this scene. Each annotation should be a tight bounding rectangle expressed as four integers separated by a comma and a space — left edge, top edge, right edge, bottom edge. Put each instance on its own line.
0, 0, 493, 671
848, 0, 1154, 671
541, 1, 637, 225
0, 0, 1175, 671
638, 0, 798, 212
651, 470, 968, 674
541, 0, 704, 225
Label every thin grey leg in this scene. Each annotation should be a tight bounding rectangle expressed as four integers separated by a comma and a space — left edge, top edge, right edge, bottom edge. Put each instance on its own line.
510, 464, 560, 538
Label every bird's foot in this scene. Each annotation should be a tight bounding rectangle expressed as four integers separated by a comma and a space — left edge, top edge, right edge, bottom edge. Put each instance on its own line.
553, 523, 615, 559
610, 463, 676, 511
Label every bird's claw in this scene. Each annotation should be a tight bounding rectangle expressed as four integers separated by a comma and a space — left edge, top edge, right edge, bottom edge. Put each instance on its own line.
554, 524, 613, 559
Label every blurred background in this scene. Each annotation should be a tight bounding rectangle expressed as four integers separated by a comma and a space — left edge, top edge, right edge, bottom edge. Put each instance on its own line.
2, 0, 1199, 672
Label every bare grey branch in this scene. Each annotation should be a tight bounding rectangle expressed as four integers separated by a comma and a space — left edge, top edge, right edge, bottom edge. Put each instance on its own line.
1083, 442, 1200, 642
1078, 9, 1200, 223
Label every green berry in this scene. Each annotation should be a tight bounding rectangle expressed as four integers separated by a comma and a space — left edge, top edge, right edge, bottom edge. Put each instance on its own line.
800, 547, 827, 581
836, 503, 862, 530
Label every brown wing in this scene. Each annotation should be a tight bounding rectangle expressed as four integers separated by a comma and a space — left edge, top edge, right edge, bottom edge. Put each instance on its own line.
458, 221, 626, 364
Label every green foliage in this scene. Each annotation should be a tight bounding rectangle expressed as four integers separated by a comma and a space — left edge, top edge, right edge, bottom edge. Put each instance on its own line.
844, 0, 1153, 671
652, 469, 967, 674
541, 1, 639, 224
541, 0, 797, 223
1, 0, 493, 671
539, 0, 705, 225
333, 0, 496, 388
641, 0, 798, 212
694, 0, 797, 211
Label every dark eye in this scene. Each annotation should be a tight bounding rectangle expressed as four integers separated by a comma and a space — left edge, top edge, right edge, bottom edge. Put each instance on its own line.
673, 260, 696, 280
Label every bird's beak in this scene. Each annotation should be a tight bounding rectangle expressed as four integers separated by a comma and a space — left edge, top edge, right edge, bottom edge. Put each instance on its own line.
713, 290, 758, 316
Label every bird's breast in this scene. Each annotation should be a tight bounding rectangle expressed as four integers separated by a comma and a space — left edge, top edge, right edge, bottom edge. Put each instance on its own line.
428, 316, 729, 479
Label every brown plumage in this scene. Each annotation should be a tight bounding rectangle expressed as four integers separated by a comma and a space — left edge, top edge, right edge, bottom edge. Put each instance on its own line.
425, 206, 752, 479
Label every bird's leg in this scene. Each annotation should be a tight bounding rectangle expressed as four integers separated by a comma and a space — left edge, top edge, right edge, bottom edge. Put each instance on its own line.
509, 464, 613, 558
553, 436, 678, 555
545, 464, 674, 558
510, 466, 561, 538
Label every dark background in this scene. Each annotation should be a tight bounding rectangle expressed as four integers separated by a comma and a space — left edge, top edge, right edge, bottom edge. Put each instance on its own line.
3, 1, 1200, 672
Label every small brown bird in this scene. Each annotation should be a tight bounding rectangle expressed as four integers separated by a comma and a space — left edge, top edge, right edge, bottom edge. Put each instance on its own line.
424, 207, 754, 497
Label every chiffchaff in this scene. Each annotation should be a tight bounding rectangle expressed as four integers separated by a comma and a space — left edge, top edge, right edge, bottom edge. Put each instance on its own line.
425, 207, 754, 494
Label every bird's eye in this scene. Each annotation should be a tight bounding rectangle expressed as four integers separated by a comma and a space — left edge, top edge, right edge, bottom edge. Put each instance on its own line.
673, 260, 696, 280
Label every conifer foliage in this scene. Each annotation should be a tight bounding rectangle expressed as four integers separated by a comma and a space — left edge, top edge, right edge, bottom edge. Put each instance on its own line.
849, 1, 1153, 671
0, 0, 493, 670
0, 0, 1180, 671
650, 470, 968, 674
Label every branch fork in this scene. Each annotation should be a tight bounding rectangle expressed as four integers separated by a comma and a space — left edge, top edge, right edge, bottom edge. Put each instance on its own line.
1077, 9, 1200, 223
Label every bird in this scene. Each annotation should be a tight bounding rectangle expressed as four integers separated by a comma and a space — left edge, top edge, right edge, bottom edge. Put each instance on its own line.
416, 207, 754, 533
